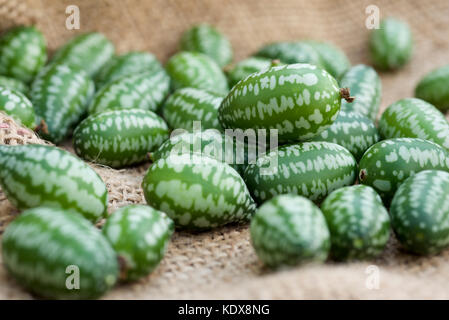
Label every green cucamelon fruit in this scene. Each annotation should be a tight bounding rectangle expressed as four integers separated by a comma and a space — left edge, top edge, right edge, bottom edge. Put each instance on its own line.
0, 75, 28, 94
309, 110, 380, 161
88, 70, 170, 115
50, 32, 115, 77
73, 109, 169, 168
94, 51, 164, 89
0, 86, 35, 128
0, 26, 47, 83
339, 64, 381, 121
142, 153, 256, 230
226, 57, 274, 88
180, 23, 233, 67
31, 64, 94, 144
415, 64, 449, 112
162, 87, 223, 131
390, 170, 449, 255
250, 194, 330, 268
379, 98, 449, 151
321, 185, 390, 261
165, 51, 229, 95
103, 205, 173, 282
0, 145, 108, 223
243, 141, 357, 204
218, 63, 348, 143
255, 41, 323, 67
370, 17, 412, 70
358, 138, 449, 203
2, 207, 118, 299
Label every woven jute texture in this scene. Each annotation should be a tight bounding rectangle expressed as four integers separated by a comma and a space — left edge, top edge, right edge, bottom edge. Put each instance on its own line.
1, 0, 449, 299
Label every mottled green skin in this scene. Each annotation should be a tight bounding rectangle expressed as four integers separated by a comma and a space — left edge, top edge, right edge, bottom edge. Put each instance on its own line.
180, 24, 233, 67
321, 185, 390, 261
31, 64, 94, 144
0, 86, 35, 128
0, 145, 108, 223
227, 57, 274, 88
379, 98, 449, 151
243, 141, 357, 204
0, 26, 47, 83
94, 51, 164, 89
2, 207, 118, 299
358, 138, 449, 204
390, 170, 449, 255
88, 70, 170, 115
0, 75, 28, 94
309, 111, 380, 161
415, 65, 449, 112
103, 205, 173, 282
142, 154, 256, 230
73, 109, 169, 168
340, 64, 381, 121
370, 17, 412, 70
255, 41, 323, 67
250, 194, 330, 268
165, 51, 229, 95
219, 64, 342, 143
303, 41, 351, 80
50, 32, 115, 77
162, 87, 223, 131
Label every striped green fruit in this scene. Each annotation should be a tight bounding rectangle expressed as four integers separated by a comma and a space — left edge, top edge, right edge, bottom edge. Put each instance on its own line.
255, 41, 323, 67
73, 109, 169, 168
162, 87, 223, 131
321, 185, 390, 261
88, 70, 170, 115
390, 170, 449, 255
2, 207, 118, 299
31, 63, 94, 144
243, 141, 357, 204
0, 86, 35, 128
302, 40, 351, 80
103, 205, 173, 282
415, 64, 449, 112
180, 23, 233, 68
370, 17, 413, 70
309, 110, 380, 161
339, 64, 381, 121
165, 51, 229, 95
94, 51, 164, 89
50, 32, 115, 77
0, 26, 47, 83
218, 63, 347, 143
226, 57, 274, 88
358, 138, 449, 203
142, 153, 256, 230
379, 98, 449, 151
0, 144, 108, 223
250, 194, 330, 268
0, 75, 28, 94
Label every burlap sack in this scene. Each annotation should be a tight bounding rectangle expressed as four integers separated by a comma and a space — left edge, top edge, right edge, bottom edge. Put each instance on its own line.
1, 0, 449, 299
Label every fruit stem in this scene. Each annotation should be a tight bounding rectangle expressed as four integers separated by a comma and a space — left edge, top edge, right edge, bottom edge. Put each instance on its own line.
35, 119, 49, 135
340, 87, 355, 103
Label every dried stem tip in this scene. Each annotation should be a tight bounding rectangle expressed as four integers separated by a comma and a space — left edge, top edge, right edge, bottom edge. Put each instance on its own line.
271, 59, 281, 67
35, 119, 49, 135
340, 87, 355, 103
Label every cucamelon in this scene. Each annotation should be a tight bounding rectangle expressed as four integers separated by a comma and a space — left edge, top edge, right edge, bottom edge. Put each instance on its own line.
73, 109, 169, 168
0, 26, 47, 83
226, 57, 274, 88
165, 51, 229, 95
243, 141, 357, 204
379, 98, 449, 151
0, 75, 28, 94
390, 170, 449, 255
0, 86, 35, 128
255, 41, 323, 67
358, 138, 449, 203
250, 194, 330, 268
2, 207, 118, 299
0, 144, 108, 223
142, 153, 256, 230
415, 64, 449, 112
321, 185, 390, 261
103, 205, 173, 282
